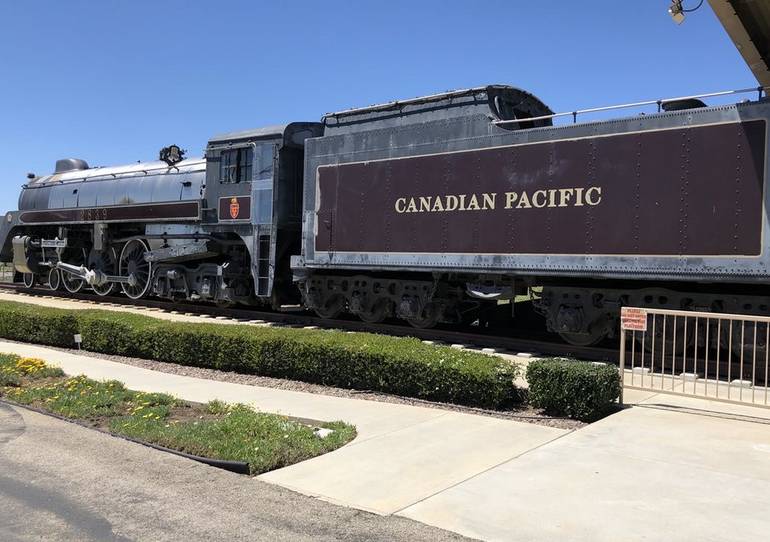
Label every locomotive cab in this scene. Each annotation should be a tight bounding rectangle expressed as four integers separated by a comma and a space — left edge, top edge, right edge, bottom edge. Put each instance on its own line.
205, 122, 322, 306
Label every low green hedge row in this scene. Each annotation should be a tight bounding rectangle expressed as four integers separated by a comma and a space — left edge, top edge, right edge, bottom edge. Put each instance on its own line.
525, 358, 621, 421
0, 300, 519, 408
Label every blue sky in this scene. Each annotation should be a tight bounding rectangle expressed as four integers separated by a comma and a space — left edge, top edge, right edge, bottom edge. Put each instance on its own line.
0, 0, 756, 213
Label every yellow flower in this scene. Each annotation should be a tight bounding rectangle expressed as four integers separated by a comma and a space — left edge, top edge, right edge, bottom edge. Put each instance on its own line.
15, 357, 48, 375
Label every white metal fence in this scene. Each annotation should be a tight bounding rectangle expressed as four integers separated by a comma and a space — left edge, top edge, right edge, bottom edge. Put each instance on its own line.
0, 264, 14, 283
619, 307, 770, 408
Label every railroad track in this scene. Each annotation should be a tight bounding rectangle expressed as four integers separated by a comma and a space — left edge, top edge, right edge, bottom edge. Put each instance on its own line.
0, 282, 619, 362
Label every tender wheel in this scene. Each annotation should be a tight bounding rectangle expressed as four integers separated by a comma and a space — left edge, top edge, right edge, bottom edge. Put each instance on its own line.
728, 321, 768, 379
47, 268, 61, 291
407, 303, 440, 329
90, 247, 117, 297
22, 272, 35, 288
357, 300, 390, 324
119, 239, 152, 300
61, 248, 87, 293
642, 313, 691, 355
559, 328, 607, 347
455, 305, 481, 327
314, 295, 345, 319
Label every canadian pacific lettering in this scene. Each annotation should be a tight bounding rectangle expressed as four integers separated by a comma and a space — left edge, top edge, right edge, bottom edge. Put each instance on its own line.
394, 187, 602, 214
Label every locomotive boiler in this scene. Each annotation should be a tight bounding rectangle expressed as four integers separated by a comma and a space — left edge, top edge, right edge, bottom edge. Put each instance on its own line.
1, 84, 768, 349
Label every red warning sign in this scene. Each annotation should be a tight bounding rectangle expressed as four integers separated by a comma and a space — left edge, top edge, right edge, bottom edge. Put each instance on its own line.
621, 307, 648, 332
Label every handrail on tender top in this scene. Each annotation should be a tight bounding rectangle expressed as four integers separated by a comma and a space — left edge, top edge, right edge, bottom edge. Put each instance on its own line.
493, 86, 770, 126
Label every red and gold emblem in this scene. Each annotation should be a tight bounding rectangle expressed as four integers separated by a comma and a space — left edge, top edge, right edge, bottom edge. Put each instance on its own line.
229, 197, 240, 219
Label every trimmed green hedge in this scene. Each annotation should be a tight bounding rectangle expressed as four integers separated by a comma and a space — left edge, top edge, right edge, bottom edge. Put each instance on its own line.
0, 300, 520, 408
0, 304, 78, 346
526, 358, 621, 421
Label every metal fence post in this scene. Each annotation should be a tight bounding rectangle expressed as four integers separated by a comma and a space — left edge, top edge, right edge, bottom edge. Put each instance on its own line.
619, 327, 626, 406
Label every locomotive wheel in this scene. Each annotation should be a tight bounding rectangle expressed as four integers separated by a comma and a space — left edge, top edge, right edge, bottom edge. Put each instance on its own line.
61, 249, 87, 293
62, 273, 85, 293
90, 247, 117, 297
357, 300, 389, 324
728, 321, 768, 371
22, 272, 35, 288
47, 268, 61, 291
119, 239, 152, 300
314, 295, 345, 319
407, 303, 440, 329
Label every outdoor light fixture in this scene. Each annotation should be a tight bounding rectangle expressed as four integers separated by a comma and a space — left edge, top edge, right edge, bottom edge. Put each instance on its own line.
668, 0, 704, 25
669, 1, 685, 24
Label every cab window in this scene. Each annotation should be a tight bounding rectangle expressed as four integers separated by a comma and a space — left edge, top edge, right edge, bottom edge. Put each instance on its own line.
220, 147, 253, 183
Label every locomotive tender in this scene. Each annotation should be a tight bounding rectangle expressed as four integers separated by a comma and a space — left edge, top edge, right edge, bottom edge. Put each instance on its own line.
1, 84, 768, 346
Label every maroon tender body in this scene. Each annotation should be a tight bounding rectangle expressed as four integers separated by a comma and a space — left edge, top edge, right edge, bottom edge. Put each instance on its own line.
316, 120, 766, 257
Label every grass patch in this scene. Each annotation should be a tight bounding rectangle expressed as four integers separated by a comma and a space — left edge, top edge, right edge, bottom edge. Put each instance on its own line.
111, 403, 353, 473
0, 300, 520, 409
0, 352, 64, 386
0, 354, 356, 474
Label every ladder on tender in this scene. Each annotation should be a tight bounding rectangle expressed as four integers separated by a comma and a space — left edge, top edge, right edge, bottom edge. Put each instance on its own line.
256, 234, 271, 296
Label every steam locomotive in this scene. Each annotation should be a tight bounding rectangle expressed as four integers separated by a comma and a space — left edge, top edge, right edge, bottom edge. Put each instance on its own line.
1, 84, 768, 347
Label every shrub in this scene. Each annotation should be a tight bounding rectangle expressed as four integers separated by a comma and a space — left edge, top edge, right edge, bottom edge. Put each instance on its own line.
0, 300, 520, 409
0, 302, 77, 346
526, 358, 621, 421
77, 313, 149, 357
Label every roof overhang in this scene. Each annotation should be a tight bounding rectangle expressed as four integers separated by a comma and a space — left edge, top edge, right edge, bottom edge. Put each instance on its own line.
709, 0, 770, 88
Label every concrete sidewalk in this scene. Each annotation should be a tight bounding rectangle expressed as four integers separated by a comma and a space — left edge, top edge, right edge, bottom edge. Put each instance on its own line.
401, 388, 770, 541
4, 340, 770, 541
0, 340, 564, 516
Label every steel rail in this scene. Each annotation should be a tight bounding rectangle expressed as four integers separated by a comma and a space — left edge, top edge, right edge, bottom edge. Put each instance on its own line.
0, 283, 618, 362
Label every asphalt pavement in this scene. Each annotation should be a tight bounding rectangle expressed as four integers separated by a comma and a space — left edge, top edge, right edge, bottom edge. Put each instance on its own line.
5, 338, 770, 541
0, 403, 472, 542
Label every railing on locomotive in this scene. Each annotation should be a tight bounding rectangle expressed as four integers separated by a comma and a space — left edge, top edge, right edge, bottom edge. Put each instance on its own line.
494, 86, 770, 127
619, 307, 770, 409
